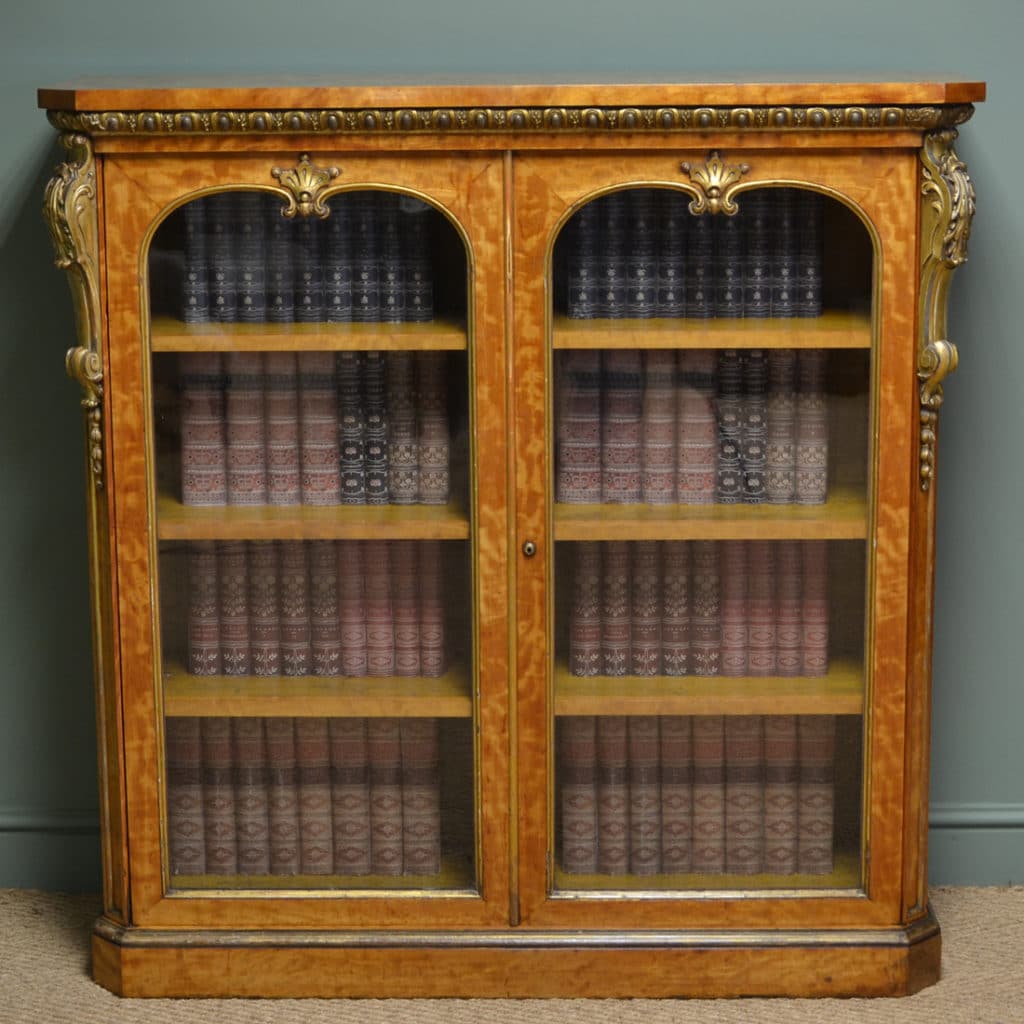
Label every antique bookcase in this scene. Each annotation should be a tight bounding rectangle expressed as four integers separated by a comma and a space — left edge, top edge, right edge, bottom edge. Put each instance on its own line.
39, 79, 984, 998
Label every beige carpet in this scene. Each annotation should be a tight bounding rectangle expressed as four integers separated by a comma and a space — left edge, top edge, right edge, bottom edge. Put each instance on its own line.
1, 887, 1022, 1022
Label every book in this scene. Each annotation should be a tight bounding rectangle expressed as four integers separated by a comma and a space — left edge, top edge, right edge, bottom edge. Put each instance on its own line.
684, 210, 713, 319
626, 190, 657, 319
265, 195, 295, 323
217, 540, 251, 676
328, 717, 371, 875
724, 715, 763, 875
559, 716, 599, 873
719, 540, 748, 677
656, 192, 686, 318
601, 350, 643, 503
798, 715, 836, 874
224, 352, 267, 506
565, 200, 601, 319
402, 196, 434, 323
379, 193, 405, 323
295, 717, 333, 875
391, 540, 421, 677
747, 540, 777, 677
324, 195, 354, 322
337, 540, 368, 677
418, 540, 446, 678
265, 717, 301, 875
712, 210, 744, 318
795, 349, 829, 505
742, 191, 771, 318
336, 351, 367, 505
774, 541, 803, 677
298, 352, 342, 505
368, 718, 404, 874
766, 349, 798, 504
278, 541, 311, 677
569, 542, 602, 677
691, 715, 725, 873
715, 349, 743, 504
180, 197, 209, 323
187, 541, 221, 676
763, 714, 799, 873
387, 352, 419, 504
802, 540, 830, 677
235, 192, 267, 323
796, 191, 824, 317
600, 541, 631, 677
555, 350, 602, 504
247, 541, 281, 677
207, 192, 238, 323
179, 352, 227, 507
630, 541, 662, 676
598, 193, 627, 319
628, 716, 660, 875
232, 717, 270, 875
640, 350, 677, 504
742, 349, 768, 503
675, 350, 717, 504
417, 352, 451, 505
350, 192, 380, 322
690, 541, 721, 676
165, 716, 206, 875
661, 541, 691, 677
596, 716, 629, 874
659, 715, 693, 872
400, 718, 442, 875
309, 540, 342, 677
201, 717, 238, 875
770, 189, 797, 317
363, 540, 395, 676
264, 352, 302, 506
363, 352, 390, 505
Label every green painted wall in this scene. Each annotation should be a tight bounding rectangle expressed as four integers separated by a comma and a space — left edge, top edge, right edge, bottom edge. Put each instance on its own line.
2, 0, 1020, 889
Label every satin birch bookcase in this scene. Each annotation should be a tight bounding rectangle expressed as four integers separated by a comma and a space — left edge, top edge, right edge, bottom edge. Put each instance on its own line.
39, 78, 983, 998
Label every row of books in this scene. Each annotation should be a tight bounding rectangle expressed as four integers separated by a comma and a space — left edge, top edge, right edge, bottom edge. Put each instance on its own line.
166, 716, 445, 878
184, 540, 448, 678
178, 349, 452, 507
568, 540, 828, 678
557, 347, 829, 505
559, 714, 837, 877
560, 188, 824, 320
180, 191, 436, 324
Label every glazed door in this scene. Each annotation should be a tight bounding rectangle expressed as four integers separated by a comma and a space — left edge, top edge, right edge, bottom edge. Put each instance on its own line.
512, 149, 918, 929
103, 151, 510, 929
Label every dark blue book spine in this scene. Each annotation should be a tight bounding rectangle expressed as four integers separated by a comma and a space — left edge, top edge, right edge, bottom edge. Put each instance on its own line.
770, 189, 797, 318
566, 200, 601, 319
379, 194, 405, 324
402, 197, 434, 323
626, 190, 657, 319
713, 210, 744, 318
181, 197, 209, 324
716, 349, 744, 504
656, 191, 686, 318
742, 349, 768, 503
796, 191, 824, 318
599, 193, 627, 319
684, 211, 713, 319
208, 193, 238, 323
742, 191, 772, 319
351, 193, 380, 322
265, 197, 295, 323
294, 216, 324, 323
235, 193, 266, 323
337, 351, 366, 505
363, 352, 390, 504
324, 195, 353, 323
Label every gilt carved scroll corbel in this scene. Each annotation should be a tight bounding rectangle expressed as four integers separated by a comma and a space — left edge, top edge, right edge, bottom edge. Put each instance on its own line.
680, 151, 751, 215
270, 153, 341, 218
43, 132, 104, 487
918, 126, 976, 491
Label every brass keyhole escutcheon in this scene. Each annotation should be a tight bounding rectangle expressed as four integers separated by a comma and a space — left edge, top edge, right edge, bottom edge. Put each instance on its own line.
522, 540, 537, 558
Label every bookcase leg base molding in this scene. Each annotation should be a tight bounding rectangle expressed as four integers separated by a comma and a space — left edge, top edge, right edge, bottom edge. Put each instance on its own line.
91, 913, 941, 999
39, 77, 983, 1000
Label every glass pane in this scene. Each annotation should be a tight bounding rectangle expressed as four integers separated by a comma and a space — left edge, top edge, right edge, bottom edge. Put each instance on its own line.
549, 185, 871, 893
149, 188, 477, 892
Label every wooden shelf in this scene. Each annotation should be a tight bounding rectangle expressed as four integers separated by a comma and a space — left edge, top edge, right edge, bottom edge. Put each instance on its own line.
553, 849, 860, 893
156, 493, 470, 541
163, 663, 472, 718
553, 657, 864, 716
553, 485, 867, 542
171, 854, 475, 892
151, 315, 467, 352
552, 310, 871, 350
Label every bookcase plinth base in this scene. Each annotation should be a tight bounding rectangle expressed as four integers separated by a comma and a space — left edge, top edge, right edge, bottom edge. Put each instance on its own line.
91, 911, 941, 998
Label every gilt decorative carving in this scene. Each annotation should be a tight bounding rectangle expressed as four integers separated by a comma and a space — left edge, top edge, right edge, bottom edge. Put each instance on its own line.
680, 151, 751, 215
270, 153, 340, 218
